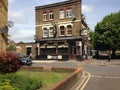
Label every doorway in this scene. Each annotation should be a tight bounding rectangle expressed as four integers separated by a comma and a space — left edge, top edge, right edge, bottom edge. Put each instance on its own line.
69, 46, 76, 60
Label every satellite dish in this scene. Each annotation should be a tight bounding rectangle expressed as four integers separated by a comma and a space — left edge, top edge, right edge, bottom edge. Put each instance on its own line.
7, 21, 14, 28
0, 26, 8, 34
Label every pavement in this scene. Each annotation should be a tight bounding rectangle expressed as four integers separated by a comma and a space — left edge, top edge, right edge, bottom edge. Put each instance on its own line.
87, 59, 120, 66
32, 59, 120, 90
32, 59, 120, 66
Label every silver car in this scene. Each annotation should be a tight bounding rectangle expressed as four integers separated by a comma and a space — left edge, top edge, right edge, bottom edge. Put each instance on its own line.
17, 53, 32, 65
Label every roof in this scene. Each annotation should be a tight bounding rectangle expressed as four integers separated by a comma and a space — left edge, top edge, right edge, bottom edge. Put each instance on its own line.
35, 0, 81, 10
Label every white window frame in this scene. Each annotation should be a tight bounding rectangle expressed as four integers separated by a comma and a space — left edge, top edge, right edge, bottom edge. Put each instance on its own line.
49, 27, 54, 37
81, 30, 88, 36
43, 13, 47, 21
66, 9, 72, 18
49, 12, 54, 20
66, 25, 72, 36
59, 26, 65, 36
43, 28, 48, 38
59, 10, 64, 19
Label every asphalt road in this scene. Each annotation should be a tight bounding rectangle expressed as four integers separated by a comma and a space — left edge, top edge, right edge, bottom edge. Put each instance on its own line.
32, 59, 120, 90
84, 64, 120, 90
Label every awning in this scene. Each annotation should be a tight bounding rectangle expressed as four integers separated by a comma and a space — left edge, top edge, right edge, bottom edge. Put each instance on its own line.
58, 45, 68, 48
40, 45, 56, 48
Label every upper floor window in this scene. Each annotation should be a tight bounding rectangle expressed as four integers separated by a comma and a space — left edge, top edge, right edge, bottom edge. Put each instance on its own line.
49, 12, 54, 20
67, 25, 72, 36
43, 28, 48, 38
60, 26, 65, 36
81, 30, 88, 36
43, 13, 47, 21
49, 27, 54, 37
66, 9, 72, 18
59, 10, 64, 19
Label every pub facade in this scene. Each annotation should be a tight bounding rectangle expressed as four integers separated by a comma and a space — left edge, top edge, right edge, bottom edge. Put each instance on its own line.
35, 0, 91, 60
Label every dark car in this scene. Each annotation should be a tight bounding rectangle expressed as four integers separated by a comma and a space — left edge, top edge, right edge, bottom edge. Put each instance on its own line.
17, 53, 32, 65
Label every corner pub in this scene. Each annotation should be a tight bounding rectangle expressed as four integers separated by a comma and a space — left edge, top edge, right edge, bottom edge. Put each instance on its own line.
35, 0, 91, 60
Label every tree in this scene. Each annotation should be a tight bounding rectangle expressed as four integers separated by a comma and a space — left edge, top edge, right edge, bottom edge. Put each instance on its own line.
18, 41, 24, 44
89, 31, 95, 47
93, 11, 120, 56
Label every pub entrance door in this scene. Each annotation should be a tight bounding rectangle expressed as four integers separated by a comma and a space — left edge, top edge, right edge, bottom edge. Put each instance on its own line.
69, 46, 76, 60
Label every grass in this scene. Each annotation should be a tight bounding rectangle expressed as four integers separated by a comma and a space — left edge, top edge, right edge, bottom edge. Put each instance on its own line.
0, 71, 70, 90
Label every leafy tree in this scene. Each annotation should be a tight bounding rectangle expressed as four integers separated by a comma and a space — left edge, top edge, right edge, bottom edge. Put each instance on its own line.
93, 11, 120, 56
18, 41, 24, 44
89, 31, 95, 47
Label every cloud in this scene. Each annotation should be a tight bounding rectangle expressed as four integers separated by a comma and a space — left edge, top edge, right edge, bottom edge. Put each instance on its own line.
8, 3, 35, 42
9, 27, 34, 43
8, 11, 29, 24
9, 0, 15, 4
82, 5, 93, 13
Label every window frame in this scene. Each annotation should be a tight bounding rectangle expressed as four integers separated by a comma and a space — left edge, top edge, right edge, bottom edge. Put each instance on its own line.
43, 28, 48, 38
59, 10, 65, 19
66, 25, 72, 36
49, 12, 54, 20
59, 26, 65, 36
43, 13, 47, 21
66, 9, 72, 18
49, 27, 54, 37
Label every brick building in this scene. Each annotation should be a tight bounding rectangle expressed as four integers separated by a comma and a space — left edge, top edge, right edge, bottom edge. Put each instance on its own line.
7, 41, 36, 59
35, 0, 91, 60
0, 0, 8, 51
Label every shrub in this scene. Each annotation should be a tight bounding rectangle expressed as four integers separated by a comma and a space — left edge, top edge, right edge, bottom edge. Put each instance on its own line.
0, 51, 20, 73
0, 79, 19, 90
0, 73, 42, 90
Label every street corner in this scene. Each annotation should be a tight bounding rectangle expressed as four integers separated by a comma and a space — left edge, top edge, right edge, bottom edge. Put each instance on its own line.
82, 59, 96, 65
80, 72, 91, 90
105, 60, 120, 65
71, 71, 91, 90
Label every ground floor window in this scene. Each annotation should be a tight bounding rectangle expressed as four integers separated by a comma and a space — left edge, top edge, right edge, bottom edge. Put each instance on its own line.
58, 48, 68, 54
47, 48, 56, 55
40, 48, 46, 55
40, 48, 56, 55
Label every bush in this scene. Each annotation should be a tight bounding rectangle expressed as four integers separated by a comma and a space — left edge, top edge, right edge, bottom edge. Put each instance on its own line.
0, 79, 19, 90
0, 73, 42, 90
0, 51, 20, 73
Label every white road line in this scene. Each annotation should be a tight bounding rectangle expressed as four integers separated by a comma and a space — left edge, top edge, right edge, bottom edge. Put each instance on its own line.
79, 72, 91, 90
91, 75, 119, 79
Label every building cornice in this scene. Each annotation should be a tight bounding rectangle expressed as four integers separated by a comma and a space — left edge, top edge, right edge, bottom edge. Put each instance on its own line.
36, 20, 81, 27
35, 0, 81, 10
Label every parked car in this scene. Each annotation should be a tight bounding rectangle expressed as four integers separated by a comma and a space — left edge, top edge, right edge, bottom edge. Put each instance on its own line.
17, 53, 32, 65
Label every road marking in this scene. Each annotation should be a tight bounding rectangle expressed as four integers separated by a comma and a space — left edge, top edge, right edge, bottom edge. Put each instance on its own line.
80, 72, 91, 90
91, 75, 120, 79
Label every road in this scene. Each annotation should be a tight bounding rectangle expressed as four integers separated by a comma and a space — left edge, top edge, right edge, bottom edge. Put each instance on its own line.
84, 60, 120, 90
32, 59, 120, 90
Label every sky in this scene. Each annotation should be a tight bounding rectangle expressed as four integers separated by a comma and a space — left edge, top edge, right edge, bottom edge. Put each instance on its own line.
8, 0, 120, 43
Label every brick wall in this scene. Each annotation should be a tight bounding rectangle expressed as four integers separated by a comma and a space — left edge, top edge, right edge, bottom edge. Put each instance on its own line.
0, 0, 8, 51
35, 0, 82, 39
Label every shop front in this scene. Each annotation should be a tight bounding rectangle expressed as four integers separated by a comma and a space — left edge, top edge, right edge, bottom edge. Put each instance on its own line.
35, 37, 89, 60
